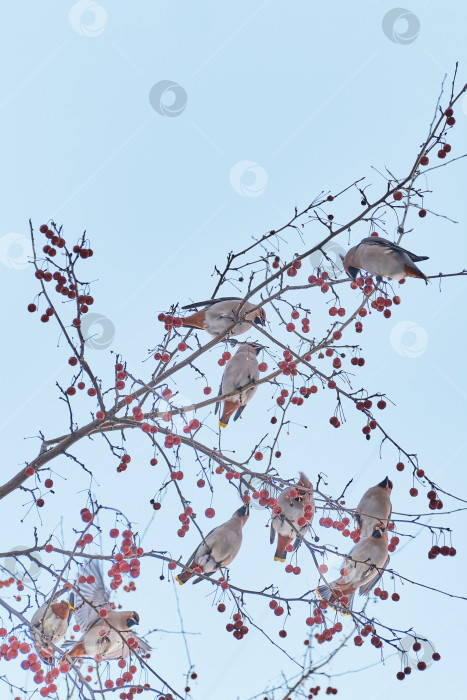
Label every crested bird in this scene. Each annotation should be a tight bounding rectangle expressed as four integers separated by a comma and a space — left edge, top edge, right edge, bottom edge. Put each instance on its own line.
181, 297, 266, 338
270, 472, 314, 561
216, 342, 261, 427
316, 524, 389, 609
176, 505, 249, 585
355, 477, 393, 538
341, 237, 428, 282
30, 588, 74, 664
66, 560, 150, 661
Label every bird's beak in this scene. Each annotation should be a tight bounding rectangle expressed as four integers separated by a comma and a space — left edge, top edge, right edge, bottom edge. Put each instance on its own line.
378, 476, 392, 490
63, 600, 75, 611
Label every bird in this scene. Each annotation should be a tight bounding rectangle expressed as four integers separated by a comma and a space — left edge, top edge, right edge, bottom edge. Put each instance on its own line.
176, 504, 249, 585
215, 342, 261, 427
30, 588, 75, 664
316, 523, 389, 609
355, 477, 393, 538
65, 560, 150, 661
270, 472, 314, 562
340, 237, 428, 282
181, 297, 266, 338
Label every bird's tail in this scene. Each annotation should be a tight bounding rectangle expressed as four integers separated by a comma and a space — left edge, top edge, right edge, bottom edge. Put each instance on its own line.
175, 570, 195, 585
181, 311, 206, 330
219, 400, 240, 428
316, 583, 354, 612
404, 263, 428, 283
274, 533, 291, 562
316, 583, 334, 602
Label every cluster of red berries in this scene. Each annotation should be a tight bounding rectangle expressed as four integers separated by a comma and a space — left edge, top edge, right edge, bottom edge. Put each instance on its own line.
370, 295, 393, 318
374, 588, 400, 602
0, 577, 23, 592
286, 258, 302, 277
428, 544, 456, 560
325, 688, 338, 696
308, 272, 330, 293
318, 516, 357, 540
353, 623, 376, 646
157, 313, 183, 332
328, 306, 346, 318
278, 349, 298, 377
183, 418, 201, 434
387, 535, 399, 553
313, 621, 343, 644
218, 351, 231, 366
176, 506, 193, 538
396, 649, 441, 680
0, 635, 61, 696
427, 489, 443, 510
226, 612, 249, 640
105, 531, 143, 590
117, 453, 132, 473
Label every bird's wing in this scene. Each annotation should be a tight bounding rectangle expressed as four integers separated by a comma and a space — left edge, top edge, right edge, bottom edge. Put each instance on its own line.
358, 555, 390, 595
186, 526, 219, 565
182, 297, 241, 310
214, 379, 223, 415
121, 633, 152, 658
359, 237, 428, 262
270, 522, 276, 545
74, 560, 111, 631
233, 405, 246, 421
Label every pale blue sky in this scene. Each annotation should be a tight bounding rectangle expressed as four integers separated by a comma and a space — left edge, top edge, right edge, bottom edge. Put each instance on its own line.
1, 2, 467, 699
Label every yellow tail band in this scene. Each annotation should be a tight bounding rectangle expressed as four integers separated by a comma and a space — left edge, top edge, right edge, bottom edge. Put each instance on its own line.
274, 556, 286, 562
175, 576, 185, 585
219, 421, 228, 428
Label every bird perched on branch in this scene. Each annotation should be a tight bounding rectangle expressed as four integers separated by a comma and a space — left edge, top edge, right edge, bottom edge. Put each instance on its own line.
65, 561, 150, 661
341, 237, 428, 282
355, 477, 393, 538
176, 505, 249, 585
30, 588, 74, 664
270, 472, 314, 562
181, 297, 266, 338
216, 342, 262, 427
316, 523, 389, 609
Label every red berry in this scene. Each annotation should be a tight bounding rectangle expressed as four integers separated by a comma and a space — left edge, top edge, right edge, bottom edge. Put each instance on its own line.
393, 191, 403, 201
420, 155, 429, 166
205, 508, 215, 518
